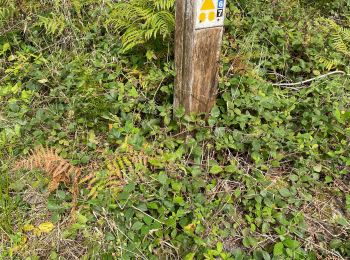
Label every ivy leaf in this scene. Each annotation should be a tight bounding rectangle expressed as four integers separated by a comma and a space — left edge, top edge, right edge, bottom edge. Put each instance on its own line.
173, 196, 185, 205
210, 164, 223, 174
158, 172, 168, 185
273, 242, 284, 256
175, 107, 185, 118
129, 87, 139, 98
225, 164, 238, 173
283, 238, 300, 249
279, 188, 290, 197
211, 106, 220, 118
289, 174, 299, 182
291, 65, 301, 72
132, 221, 144, 231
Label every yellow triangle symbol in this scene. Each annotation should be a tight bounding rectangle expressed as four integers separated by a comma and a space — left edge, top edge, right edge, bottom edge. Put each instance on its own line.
201, 0, 215, 11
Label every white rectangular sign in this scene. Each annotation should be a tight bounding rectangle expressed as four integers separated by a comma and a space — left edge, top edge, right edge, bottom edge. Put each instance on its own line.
195, 0, 226, 30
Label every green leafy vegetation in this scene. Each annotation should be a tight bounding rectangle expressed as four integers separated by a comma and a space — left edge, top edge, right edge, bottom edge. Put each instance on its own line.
1, 0, 349, 259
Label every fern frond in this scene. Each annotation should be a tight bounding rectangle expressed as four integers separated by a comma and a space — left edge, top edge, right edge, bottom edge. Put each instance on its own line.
340, 27, 350, 43
35, 13, 66, 36
144, 11, 175, 40
332, 33, 349, 56
0, 0, 15, 24
15, 146, 80, 191
153, 0, 176, 10
14, 146, 81, 212
81, 146, 149, 199
318, 56, 340, 71
316, 18, 350, 62
121, 27, 146, 52
106, 0, 175, 52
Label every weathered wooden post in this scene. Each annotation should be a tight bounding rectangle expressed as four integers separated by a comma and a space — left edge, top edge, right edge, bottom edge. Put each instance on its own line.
174, 0, 226, 115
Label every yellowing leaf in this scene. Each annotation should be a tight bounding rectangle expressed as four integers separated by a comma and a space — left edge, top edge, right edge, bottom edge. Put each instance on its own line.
21, 236, 28, 245
38, 78, 49, 84
184, 223, 196, 233
23, 224, 35, 232
38, 222, 55, 233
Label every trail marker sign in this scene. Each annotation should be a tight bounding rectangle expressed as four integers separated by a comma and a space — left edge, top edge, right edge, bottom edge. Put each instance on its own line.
174, 0, 227, 116
195, 0, 226, 29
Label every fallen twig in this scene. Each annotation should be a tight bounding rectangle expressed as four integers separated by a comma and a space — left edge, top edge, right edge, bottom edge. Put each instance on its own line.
272, 71, 350, 90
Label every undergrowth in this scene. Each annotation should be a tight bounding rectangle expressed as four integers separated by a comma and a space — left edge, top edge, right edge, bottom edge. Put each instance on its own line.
1, 0, 349, 259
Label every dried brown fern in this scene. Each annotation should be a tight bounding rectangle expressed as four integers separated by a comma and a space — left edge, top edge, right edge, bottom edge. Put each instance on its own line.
15, 146, 81, 211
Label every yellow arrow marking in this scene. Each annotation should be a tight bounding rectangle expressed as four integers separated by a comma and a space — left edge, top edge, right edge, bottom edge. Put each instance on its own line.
201, 0, 215, 11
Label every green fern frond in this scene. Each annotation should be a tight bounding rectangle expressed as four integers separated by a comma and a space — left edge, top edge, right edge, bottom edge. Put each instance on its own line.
332, 33, 349, 56
318, 56, 340, 71
144, 11, 175, 40
340, 27, 350, 43
35, 13, 66, 36
106, 0, 175, 52
153, 0, 176, 10
121, 27, 147, 53
316, 18, 350, 60
0, 0, 15, 24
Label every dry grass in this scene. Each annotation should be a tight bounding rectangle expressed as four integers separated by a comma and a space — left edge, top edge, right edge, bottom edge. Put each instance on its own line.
16, 185, 88, 259
300, 181, 350, 259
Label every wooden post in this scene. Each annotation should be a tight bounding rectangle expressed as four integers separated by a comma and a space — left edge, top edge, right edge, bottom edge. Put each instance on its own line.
174, 0, 226, 115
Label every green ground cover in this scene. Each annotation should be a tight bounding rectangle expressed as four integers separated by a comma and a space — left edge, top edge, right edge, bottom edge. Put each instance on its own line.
0, 0, 350, 259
